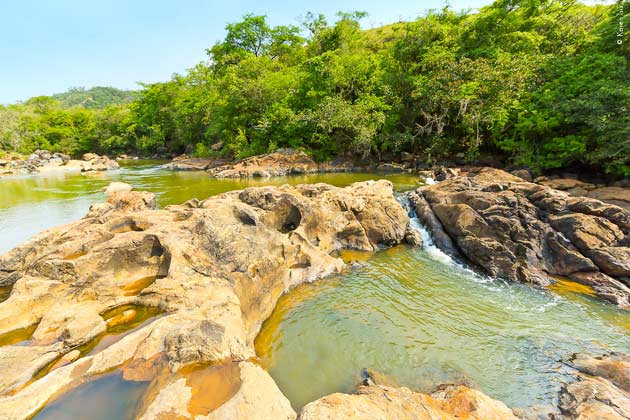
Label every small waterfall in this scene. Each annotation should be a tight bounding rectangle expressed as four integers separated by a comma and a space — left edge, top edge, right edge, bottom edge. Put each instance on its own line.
396, 193, 456, 266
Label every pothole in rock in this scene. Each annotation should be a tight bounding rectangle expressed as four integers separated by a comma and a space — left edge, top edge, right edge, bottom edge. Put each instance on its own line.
75, 305, 165, 357
32, 370, 151, 420
109, 217, 152, 234
9, 306, 164, 396
137, 360, 243, 418
0, 284, 13, 304
0, 322, 39, 347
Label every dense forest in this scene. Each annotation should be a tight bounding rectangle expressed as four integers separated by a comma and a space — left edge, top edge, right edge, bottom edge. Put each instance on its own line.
1, 0, 628, 175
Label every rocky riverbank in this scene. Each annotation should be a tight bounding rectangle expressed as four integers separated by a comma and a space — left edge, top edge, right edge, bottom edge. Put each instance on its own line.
0, 151, 119, 175
164, 148, 405, 176
409, 168, 630, 308
0, 180, 410, 419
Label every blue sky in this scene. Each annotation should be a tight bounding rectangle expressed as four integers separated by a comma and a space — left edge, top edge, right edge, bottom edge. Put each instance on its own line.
1, 0, 497, 104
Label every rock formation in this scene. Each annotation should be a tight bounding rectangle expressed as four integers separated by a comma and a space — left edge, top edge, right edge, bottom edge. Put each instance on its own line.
409, 168, 630, 308
0, 180, 409, 419
559, 352, 630, 420
0, 150, 119, 175
207, 149, 322, 178
299, 383, 519, 420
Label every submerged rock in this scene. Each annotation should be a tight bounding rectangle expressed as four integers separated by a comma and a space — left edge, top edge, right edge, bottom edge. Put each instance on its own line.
0, 180, 408, 419
409, 168, 630, 308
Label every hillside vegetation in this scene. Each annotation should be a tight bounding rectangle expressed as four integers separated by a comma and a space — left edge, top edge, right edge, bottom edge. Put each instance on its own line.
1, 0, 628, 175
52, 86, 139, 109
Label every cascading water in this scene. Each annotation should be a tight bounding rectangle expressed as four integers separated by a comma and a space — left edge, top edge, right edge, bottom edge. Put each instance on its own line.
257, 193, 630, 411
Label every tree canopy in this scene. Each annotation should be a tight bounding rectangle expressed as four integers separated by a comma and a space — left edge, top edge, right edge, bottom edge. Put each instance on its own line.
2, 0, 629, 176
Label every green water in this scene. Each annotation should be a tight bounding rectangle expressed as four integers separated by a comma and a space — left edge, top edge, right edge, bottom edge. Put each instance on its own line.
0, 161, 419, 254
1, 162, 628, 415
256, 238, 630, 410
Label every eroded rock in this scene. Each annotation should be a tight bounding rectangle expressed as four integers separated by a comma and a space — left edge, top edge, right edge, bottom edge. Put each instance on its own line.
299, 383, 519, 420
409, 168, 630, 307
0, 180, 408, 419
208, 149, 320, 178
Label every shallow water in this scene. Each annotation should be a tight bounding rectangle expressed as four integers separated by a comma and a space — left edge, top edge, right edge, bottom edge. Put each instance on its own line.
33, 372, 150, 420
1, 162, 628, 415
0, 161, 419, 254
256, 228, 630, 410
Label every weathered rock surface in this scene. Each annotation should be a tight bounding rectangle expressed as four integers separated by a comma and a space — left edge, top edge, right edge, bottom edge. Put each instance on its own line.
208, 149, 321, 178
163, 155, 229, 171
586, 187, 630, 212
299, 383, 519, 420
559, 353, 630, 420
0, 150, 119, 175
0, 180, 408, 419
409, 168, 630, 307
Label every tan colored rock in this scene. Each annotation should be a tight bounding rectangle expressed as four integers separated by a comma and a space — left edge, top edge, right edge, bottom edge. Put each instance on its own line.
164, 157, 227, 171
299, 383, 518, 420
0, 180, 408, 419
560, 373, 630, 420
510, 169, 533, 182
103, 181, 132, 196
586, 187, 630, 211
538, 178, 596, 191
209, 149, 319, 178
82, 152, 100, 161
571, 353, 630, 393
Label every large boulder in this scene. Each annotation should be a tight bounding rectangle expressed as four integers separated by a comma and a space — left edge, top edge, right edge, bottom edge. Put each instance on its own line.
409, 168, 630, 307
299, 383, 518, 420
0, 180, 408, 419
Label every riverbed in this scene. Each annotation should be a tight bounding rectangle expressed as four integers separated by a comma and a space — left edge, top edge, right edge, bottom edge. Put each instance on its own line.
1, 161, 628, 417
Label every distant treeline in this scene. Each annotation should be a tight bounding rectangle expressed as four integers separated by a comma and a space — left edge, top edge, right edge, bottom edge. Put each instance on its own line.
1, 0, 628, 175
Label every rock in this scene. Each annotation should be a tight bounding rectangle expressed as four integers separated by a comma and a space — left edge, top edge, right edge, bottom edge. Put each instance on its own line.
210, 141, 223, 151
82, 152, 100, 161
408, 167, 630, 307
376, 162, 405, 172
86, 190, 157, 219
404, 226, 423, 247
0, 180, 408, 419
433, 166, 460, 181
299, 383, 518, 420
209, 150, 320, 178
560, 353, 630, 420
538, 178, 596, 191
571, 353, 630, 392
586, 247, 630, 277
510, 169, 533, 182
586, 187, 630, 211
103, 182, 133, 196
164, 157, 226, 171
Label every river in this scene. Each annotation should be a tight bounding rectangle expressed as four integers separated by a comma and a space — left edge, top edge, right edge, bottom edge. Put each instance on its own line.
1, 161, 628, 418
